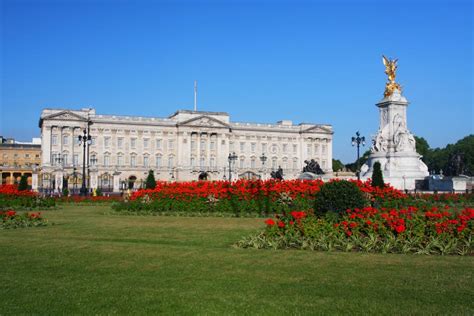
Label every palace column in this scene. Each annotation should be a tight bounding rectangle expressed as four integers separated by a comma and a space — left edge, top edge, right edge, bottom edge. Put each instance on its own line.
42, 125, 52, 167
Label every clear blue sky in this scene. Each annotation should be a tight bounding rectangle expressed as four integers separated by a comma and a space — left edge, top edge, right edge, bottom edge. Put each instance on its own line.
1, 0, 472, 163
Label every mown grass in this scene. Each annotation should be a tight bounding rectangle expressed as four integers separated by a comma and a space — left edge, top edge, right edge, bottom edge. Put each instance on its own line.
0, 204, 473, 315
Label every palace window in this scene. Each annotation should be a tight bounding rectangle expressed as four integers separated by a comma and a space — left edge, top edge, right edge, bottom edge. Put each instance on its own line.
262, 143, 267, 153
293, 158, 298, 170
307, 144, 312, 156
63, 135, 69, 145
322, 145, 327, 154
117, 137, 124, 149
117, 154, 124, 166
240, 142, 245, 152
156, 139, 162, 149
190, 157, 195, 168
130, 154, 136, 167
155, 155, 162, 167
104, 155, 110, 167
104, 137, 110, 148
168, 140, 175, 150
272, 157, 277, 170
52, 135, 58, 145
130, 138, 137, 149
293, 144, 297, 154
251, 157, 256, 169
251, 143, 256, 152
210, 157, 216, 168
143, 155, 149, 167
239, 157, 245, 169
73, 154, 79, 166
282, 144, 288, 153
168, 156, 174, 168
210, 141, 216, 150
143, 138, 149, 149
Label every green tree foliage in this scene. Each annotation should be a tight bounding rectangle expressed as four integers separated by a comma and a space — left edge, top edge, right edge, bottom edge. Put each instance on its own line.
371, 161, 385, 188
18, 175, 28, 191
345, 150, 371, 172
145, 170, 157, 189
424, 135, 473, 176
314, 180, 368, 217
415, 136, 430, 162
332, 159, 345, 172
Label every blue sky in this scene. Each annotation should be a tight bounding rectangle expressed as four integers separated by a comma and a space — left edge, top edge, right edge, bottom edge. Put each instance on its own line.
1, 0, 472, 163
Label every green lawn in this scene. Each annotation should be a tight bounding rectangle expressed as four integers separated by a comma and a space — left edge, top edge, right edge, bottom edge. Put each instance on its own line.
1, 205, 473, 315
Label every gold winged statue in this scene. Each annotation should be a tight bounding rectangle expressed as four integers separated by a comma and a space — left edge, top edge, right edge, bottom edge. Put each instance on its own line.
382, 55, 402, 97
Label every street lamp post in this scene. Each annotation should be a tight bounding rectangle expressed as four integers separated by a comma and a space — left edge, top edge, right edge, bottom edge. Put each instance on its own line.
227, 152, 237, 181
351, 131, 366, 180
259, 153, 267, 180
78, 129, 92, 196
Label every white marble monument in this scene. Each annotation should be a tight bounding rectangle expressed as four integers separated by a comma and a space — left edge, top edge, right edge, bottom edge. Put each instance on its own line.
361, 56, 428, 190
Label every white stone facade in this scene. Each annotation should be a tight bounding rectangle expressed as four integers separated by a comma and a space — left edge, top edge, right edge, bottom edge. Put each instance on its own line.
39, 108, 333, 191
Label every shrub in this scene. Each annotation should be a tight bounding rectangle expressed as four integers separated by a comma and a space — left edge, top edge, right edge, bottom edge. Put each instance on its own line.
18, 175, 28, 191
371, 161, 385, 188
314, 180, 368, 217
145, 170, 156, 189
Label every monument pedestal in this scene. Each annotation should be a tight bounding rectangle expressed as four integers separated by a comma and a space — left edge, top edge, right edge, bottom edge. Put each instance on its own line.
361, 90, 428, 190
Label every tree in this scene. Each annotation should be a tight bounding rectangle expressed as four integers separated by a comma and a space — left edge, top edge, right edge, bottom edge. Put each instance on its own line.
145, 170, 156, 189
345, 150, 371, 172
371, 161, 385, 188
18, 175, 28, 191
332, 159, 344, 172
415, 136, 430, 162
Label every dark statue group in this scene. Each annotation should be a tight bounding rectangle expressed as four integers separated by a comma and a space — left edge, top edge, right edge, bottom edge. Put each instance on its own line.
302, 159, 324, 175
269, 159, 324, 180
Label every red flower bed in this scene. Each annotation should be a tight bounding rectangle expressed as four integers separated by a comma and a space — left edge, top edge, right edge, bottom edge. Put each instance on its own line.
58, 195, 122, 203
1, 209, 48, 229
130, 179, 405, 202
0, 184, 37, 197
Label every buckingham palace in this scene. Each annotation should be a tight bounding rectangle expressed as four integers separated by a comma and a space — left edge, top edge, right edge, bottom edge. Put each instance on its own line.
38, 107, 333, 192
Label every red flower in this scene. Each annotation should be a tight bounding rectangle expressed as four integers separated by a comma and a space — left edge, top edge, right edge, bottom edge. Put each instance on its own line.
395, 225, 406, 233
278, 221, 285, 228
5, 210, 16, 217
265, 218, 275, 226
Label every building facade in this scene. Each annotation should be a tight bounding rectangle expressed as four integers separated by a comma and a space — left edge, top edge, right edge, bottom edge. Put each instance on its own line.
39, 108, 333, 192
0, 136, 41, 186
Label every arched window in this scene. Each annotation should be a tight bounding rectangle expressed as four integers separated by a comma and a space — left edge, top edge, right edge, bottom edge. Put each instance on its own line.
250, 157, 256, 169
272, 157, 277, 170
282, 157, 288, 170
168, 155, 174, 168
130, 154, 137, 167
143, 154, 149, 167
104, 153, 110, 167
155, 155, 162, 168
293, 158, 298, 170
117, 153, 124, 166
239, 156, 245, 169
